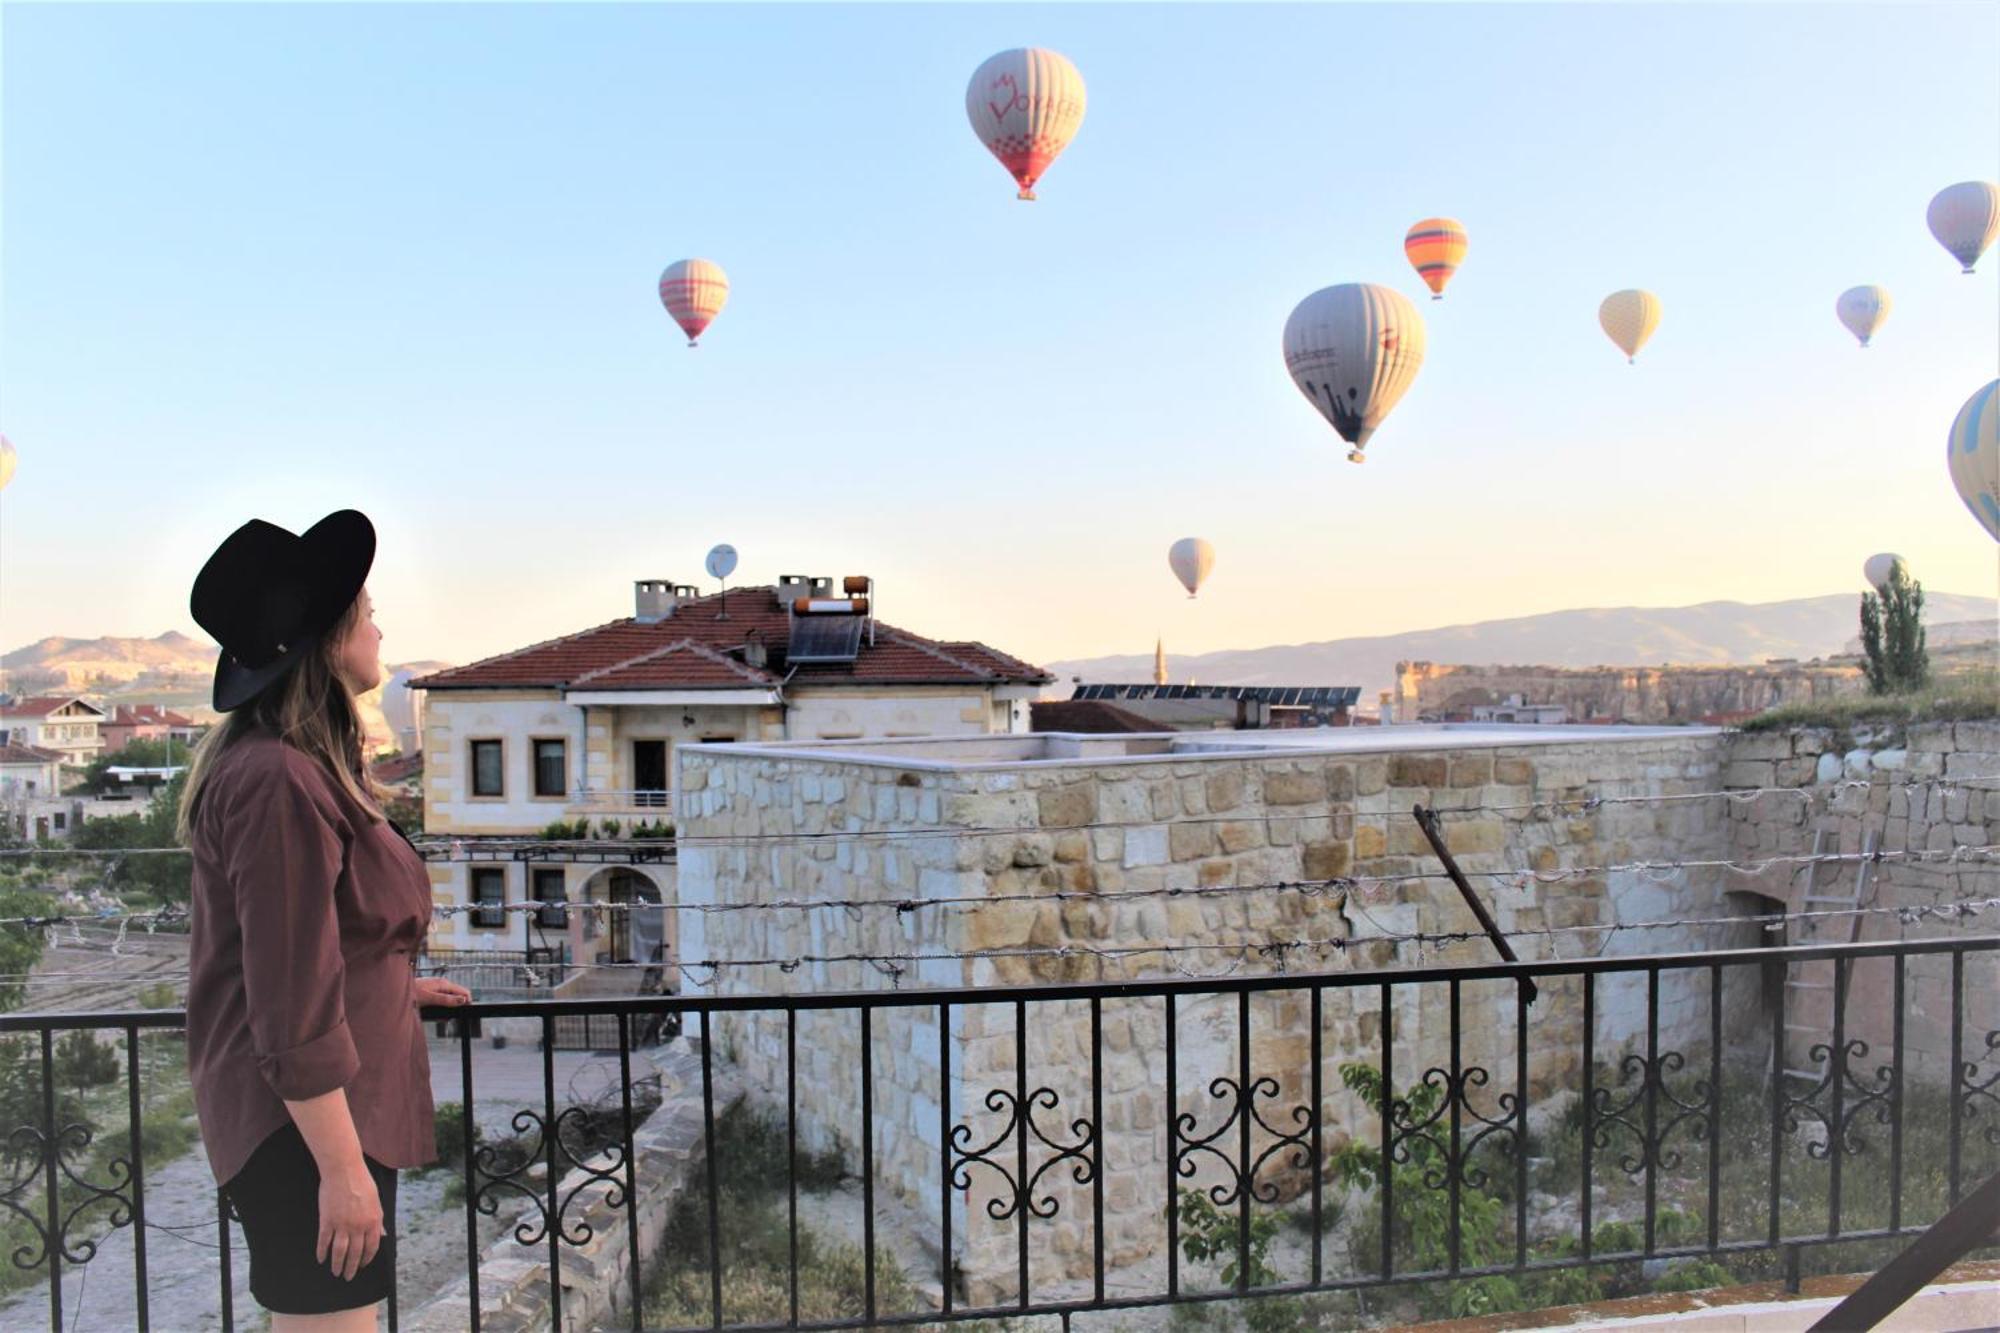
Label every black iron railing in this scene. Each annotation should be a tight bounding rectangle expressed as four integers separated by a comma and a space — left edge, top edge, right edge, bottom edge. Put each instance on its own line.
0, 935, 1996, 1332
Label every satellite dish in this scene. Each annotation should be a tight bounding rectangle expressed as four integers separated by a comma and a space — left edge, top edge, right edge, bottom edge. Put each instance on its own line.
705, 544, 738, 580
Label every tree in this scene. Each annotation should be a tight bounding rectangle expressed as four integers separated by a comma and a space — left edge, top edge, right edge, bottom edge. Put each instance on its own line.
67, 773, 190, 908
0, 888, 51, 1012
1860, 567, 1929, 694
73, 737, 182, 796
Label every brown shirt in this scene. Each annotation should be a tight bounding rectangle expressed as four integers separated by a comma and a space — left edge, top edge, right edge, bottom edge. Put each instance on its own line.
186, 733, 436, 1186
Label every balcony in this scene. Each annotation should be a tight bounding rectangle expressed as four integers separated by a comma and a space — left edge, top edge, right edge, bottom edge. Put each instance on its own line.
1, 936, 1995, 1331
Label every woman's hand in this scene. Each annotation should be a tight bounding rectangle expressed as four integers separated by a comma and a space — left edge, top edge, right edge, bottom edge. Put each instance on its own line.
413, 977, 472, 1008
316, 1160, 384, 1280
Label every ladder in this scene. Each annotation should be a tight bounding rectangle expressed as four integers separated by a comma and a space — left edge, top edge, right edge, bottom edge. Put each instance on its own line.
1781, 826, 1879, 1083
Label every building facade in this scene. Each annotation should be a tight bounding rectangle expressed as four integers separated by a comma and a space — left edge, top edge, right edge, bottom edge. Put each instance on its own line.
411, 576, 1052, 968
0, 698, 108, 770
97, 705, 202, 756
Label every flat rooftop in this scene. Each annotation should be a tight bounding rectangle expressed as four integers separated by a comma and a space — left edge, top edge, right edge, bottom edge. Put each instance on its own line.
682, 723, 1723, 774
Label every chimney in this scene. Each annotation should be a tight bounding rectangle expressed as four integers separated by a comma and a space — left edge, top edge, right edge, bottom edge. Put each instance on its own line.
774, 574, 831, 608
634, 579, 678, 623
743, 629, 768, 670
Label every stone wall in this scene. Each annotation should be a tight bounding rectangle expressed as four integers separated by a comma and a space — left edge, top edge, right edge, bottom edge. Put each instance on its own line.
675, 729, 1776, 1298
1396, 660, 1864, 725
1724, 720, 2000, 1083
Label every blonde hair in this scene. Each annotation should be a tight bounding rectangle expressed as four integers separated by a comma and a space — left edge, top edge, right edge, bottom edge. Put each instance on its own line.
176, 594, 386, 843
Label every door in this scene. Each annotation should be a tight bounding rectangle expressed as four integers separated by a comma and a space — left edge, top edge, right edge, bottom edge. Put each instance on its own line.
632, 740, 668, 808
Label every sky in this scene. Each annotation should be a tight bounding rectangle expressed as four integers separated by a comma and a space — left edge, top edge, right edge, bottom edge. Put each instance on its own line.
2, 2, 1996, 673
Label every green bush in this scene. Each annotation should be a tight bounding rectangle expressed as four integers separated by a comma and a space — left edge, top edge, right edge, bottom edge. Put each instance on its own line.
55, 1030, 120, 1090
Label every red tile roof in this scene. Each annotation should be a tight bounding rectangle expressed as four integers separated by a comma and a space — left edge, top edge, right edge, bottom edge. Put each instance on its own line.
370, 753, 425, 784
0, 744, 66, 765
109, 705, 196, 727
1, 696, 102, 719
411, 589, 1052, 692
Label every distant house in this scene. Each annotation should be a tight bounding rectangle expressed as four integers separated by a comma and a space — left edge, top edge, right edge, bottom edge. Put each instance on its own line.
370, 751, 424, 805
98, 705, 203, 756
0, 697, 109, 770
0, 744, 65, 802
1469, 695, 1570, 725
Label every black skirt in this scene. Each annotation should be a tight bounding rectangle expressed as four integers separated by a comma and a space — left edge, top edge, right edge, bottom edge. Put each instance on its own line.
223, 1122, 399, 1314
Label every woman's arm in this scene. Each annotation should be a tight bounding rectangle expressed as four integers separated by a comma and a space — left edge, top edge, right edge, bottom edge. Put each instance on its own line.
284, 1088, 383, 1280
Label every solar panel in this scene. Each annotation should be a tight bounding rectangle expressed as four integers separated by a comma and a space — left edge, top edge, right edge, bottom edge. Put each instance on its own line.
787, 615, 865, 663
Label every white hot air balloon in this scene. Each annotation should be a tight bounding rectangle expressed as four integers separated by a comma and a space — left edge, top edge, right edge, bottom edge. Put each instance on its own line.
658, 259, 730, 346
1927, 181, 2000, 274
0, 435, 14, 492
1167, 538, 1215, 598
1862, 553, 1907, 591
1599, 290, 1661, 363
965, 48, 1086, 201
1946, 379, 1999, 542
1836, 286, 1892, 348
1282, 283, 1428, 463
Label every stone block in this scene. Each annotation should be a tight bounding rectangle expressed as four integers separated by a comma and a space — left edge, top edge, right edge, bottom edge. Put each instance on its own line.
1198, 858, 1234, 887
1390, 755, 1449, 788
1123, 826, 1169, 868
1728, 733, 1794, 762
1326, 764, 1356, 801
1169, 822, 1216, 861
1038, 785, 1098, 829
1494, 757, 1534, 786
1355, 759, 1389, 796
1444, 819, 1507, 854
1302, 842, 1352, 879
965, 904, 1037, 950
1054, 832, 1089, 863
1203, 770, 1246, 812
1218, 821, 1265, 853
1723, 760, 1775, 789
1264, 769, 1328, 805
1354, 824, 1387, 859
1845, 749, 1874, 779
1012, 837, 1052, 868
1448, 755, 1494, 788
1815, 752, 1845, 785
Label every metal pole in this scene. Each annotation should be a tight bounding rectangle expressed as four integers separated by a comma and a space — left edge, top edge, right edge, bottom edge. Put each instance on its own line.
1412, 805, 1538, 1003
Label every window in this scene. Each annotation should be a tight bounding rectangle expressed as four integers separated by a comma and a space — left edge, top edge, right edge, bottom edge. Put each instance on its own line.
632, 741, 668, 808
531, 868, 568, 929
470, 740, 504, 797
533, 739, 566, 798
471, 867, 507, 929
52, 813, 66, 832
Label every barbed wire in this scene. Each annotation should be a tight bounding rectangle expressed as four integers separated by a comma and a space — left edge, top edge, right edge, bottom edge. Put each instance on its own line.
1, 774, 1993, 861
0, 843, 1991, 937
7, 888, 1998, 992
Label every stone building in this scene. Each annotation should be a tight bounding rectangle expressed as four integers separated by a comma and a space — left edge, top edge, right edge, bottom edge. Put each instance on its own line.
676, 723, 1902, 1298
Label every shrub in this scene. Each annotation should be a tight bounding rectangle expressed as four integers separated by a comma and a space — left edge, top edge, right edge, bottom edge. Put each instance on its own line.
55, 1030, 120, 1090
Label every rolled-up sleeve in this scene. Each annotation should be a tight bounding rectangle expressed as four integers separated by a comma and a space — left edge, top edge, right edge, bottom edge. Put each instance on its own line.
225, 763, 360, 1101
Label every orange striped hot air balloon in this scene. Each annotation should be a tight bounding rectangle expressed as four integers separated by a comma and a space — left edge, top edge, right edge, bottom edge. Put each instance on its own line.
1403, 218, 1468, 299
658, 259, 729, 347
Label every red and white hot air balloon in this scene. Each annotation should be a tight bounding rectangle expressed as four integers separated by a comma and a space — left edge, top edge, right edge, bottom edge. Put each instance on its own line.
965, 48, 1086, 201
658, 259, 729, 347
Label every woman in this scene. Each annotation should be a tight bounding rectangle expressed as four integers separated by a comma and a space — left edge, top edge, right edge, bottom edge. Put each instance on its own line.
179, 509, 471, 1329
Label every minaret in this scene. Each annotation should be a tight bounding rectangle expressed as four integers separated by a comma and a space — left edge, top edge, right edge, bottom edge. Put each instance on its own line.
1153, 638, 1168, 686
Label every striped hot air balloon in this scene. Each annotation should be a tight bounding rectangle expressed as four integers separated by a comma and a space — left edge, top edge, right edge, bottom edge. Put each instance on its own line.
1947, 379, 1999, 542
1927, 182, 2000, 274
1599, 290, 1661, 364
1403, 218, 1468, 299
1282, 283, 1428, 463
658, 259, 729, 347
1836, 286, 1892, 348
965, 48, 1086, 201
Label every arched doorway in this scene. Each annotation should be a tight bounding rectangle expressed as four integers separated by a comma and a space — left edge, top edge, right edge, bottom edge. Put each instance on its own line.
576, 867, 675, 970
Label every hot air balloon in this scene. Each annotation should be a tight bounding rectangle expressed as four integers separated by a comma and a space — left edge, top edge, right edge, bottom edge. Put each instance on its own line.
1863, 553, 1907, 591
965, 48, 1086, 201
1599, 290, 1661, 364
1836, 286, 1892, 348
1404, 218, 1468, 299
1946, 379, 1998, 541
0, 435, 14, 493
1168, 538, 1215, 598
1282, 283, 1428, 463
1927, 182, 2000, 274
658, 259, 729, 347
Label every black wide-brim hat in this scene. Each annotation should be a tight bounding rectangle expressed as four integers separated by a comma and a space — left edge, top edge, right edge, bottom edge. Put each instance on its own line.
190, 510, 375, 712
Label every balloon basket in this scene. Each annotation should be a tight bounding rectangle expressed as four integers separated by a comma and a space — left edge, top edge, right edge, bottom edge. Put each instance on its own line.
1431, 294, 1443, 301
1016, 189, 1037, 202
687, 339, 699, 348
1346, 450, 1366, 464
